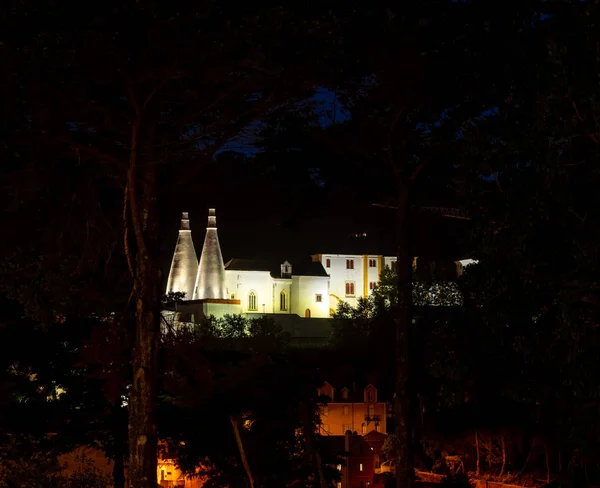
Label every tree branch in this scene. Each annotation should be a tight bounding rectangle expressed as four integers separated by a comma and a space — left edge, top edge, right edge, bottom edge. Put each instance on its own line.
123, 183, 135, 279
230, 416, 255, 488
409, 158, 431, 184
55, 136, 127, 170
569, 96, 600, 144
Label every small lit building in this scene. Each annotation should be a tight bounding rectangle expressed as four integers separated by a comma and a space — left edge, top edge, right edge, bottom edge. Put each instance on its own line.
318, 382, 388, 437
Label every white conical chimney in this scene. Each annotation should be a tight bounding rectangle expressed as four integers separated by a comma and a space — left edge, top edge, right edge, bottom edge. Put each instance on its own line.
193, 208, 227, 300
166, 212, 198, 300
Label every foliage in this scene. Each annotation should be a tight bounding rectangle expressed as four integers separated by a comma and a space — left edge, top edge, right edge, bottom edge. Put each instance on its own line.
0, 436, 63, 488
0, 296, 129, 488
454, 0, 600, 469
56, 453, 113, 488
382, 434, 401, 462
5, 0, 600, 485
330, 267, 462, 351
0, 438, 111, 488
159, 324, 335, 487
3, 2, 362, 484
161, 292, 187, 311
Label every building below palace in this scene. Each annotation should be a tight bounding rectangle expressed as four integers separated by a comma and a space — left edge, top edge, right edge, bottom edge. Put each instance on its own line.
318, 382, 389, 437
318, 382, 391, 488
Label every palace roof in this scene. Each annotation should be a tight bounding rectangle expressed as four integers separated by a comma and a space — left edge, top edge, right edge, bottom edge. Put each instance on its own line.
224, 258, 329, 278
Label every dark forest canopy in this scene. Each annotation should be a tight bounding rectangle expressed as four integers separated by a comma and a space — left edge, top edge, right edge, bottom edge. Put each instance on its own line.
3, 1, 600, 487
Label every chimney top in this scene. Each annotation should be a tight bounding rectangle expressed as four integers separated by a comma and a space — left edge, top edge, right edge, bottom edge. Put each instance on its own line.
181, 212, 190, 231
207, 208, 217, 228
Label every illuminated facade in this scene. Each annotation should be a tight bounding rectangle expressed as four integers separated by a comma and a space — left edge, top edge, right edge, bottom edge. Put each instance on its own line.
166, 211, 477, 322
223, 258, 330, 317
311, 254, 397, 310
317, 382, 388, 436
166, 210, 333, 320
158, 457, 207, 488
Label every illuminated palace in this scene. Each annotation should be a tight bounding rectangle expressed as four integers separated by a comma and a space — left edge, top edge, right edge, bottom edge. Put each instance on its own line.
165, 209, 475, 325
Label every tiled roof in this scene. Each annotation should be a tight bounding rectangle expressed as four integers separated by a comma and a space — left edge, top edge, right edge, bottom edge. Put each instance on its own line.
224, 257, 328, 278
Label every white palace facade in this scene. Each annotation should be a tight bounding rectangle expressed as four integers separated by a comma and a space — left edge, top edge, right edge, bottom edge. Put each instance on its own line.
165, 209, 474, 324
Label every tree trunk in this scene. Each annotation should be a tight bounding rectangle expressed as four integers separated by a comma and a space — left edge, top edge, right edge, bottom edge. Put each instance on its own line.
544, 442, 550, 483
127, 113, 161, 488
113, 404, 127, 488
558, 449, 562, 473
499, 433, 506, 477
230, 416, 255, 488
475, 430, 481, 476
395, 185, 414, 488
518, 438, 534, 476
300, 402, 328, 488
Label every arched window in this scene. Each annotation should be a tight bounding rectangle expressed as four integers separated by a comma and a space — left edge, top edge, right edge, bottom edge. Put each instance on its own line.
280, 290, 287, 311
248, 291, 257, 311
305, 308, 311, 318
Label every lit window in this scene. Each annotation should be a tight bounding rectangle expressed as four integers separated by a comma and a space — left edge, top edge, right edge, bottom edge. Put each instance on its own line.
343, 405, 349, 415
375, 423, 380, 432
280, 290, 287, 311
369, 281, 376, 290
316, 294, 322, 303
345, 282, 355, 296
337, 465, 342, 472
362, 423, 367, 434
248, 291, 257, 311
368, 405, 375, 417
326, 258, 331, 268
360, 463, 363, 472
369, 259, 377, 267
346, 259, 354, 269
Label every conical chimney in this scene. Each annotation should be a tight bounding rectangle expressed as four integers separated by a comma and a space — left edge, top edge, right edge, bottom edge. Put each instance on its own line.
166, 212, 198, 300
193, 208, 227, 300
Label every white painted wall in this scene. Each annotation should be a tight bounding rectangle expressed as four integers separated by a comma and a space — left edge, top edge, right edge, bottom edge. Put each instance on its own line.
318, 254, 362, 307
291, 275, 330, 318
226, 270, 273, 313
203, 301, 242, 318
